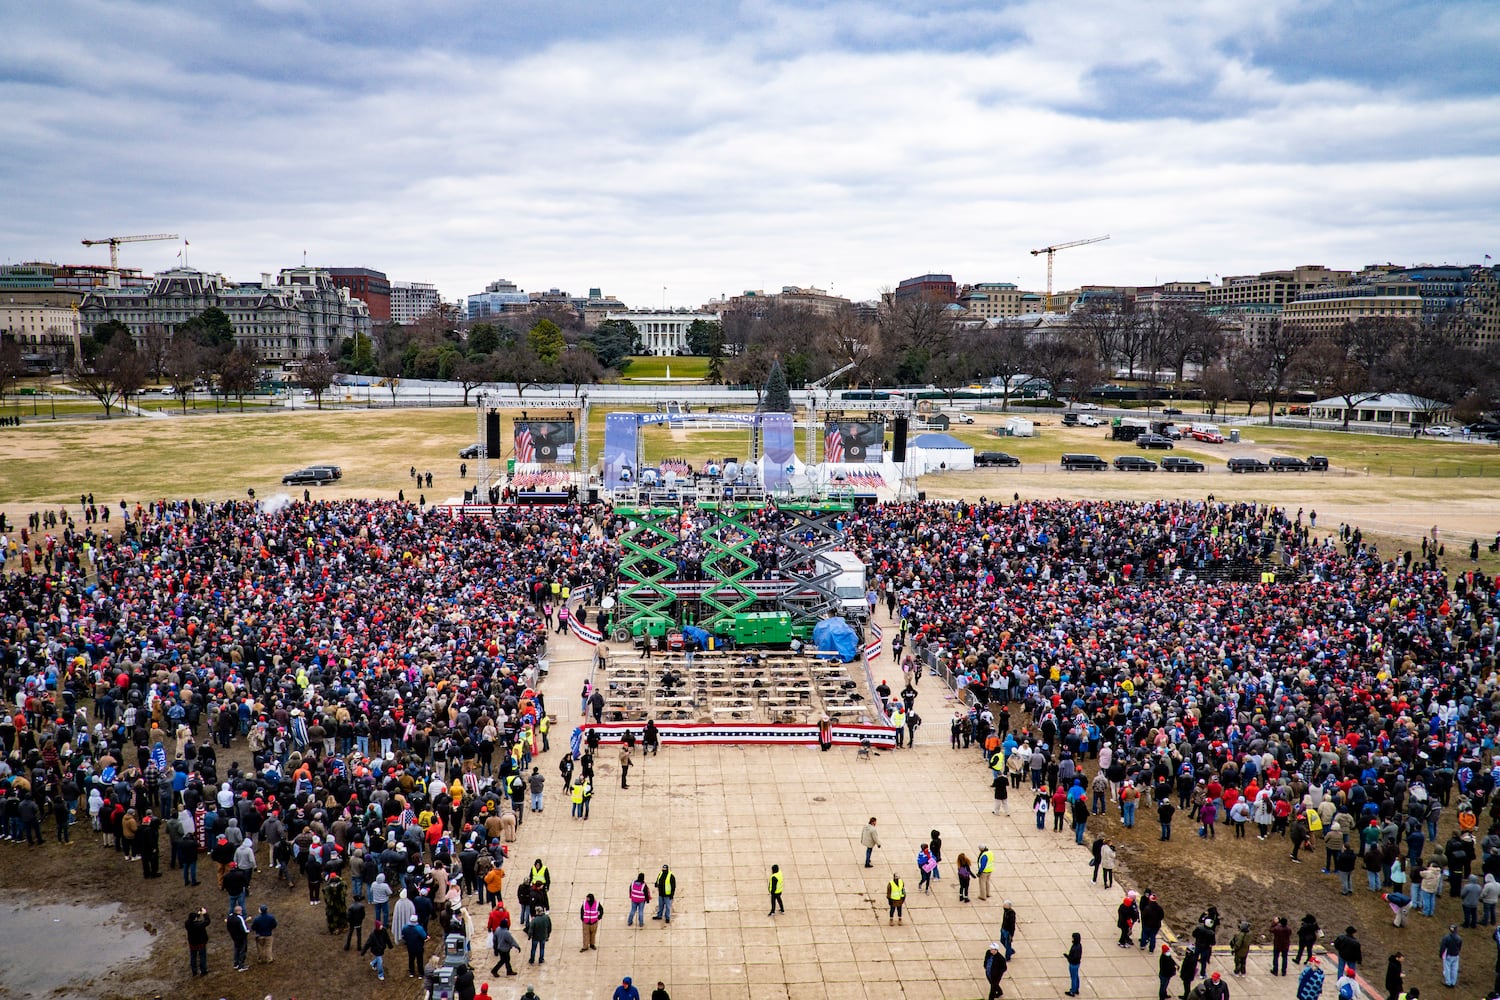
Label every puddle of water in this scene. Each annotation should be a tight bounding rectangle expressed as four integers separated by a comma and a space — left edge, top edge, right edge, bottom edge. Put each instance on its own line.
0, 894, 154, 999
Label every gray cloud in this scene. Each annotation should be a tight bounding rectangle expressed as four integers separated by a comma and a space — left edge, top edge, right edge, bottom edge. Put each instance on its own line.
1, 0, 1497, 307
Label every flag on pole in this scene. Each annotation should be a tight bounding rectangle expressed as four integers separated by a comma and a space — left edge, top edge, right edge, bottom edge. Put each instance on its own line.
825, 425, 844, 463
516, 424, 536, 463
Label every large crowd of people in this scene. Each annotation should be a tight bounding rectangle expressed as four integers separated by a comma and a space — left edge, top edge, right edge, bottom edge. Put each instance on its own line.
0, 497, 614, 994
2, 492, 1499, 996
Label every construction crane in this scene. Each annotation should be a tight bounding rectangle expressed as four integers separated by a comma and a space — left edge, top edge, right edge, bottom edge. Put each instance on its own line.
1030, 234, 1109, 313
81, 233, 180, 269
803, 360, 861, 465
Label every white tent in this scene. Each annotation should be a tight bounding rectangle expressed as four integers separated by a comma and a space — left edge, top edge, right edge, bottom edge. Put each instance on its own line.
907, 432, 974, 473
1004, 416, 1035, 437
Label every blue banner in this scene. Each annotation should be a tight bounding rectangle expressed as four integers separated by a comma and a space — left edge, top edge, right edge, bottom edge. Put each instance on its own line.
760, 412, 795, 490
602, 413, 640, 491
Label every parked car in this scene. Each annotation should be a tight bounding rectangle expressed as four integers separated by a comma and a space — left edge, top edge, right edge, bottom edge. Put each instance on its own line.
1189, 427, 1225, 444
1136, 434, 1175, 450
282, 467, 335, 485
1227, 457, 1269, 473
1113, 455, 1158, 472
1162, 407, 1183, 416
1060, 453, 1108, 471
459, 443, 481, 459
1269, 456, 1310, 472
1073, 402, 1101, 411
305, 464, 343, 480
1161, 456, 1205, 473
1424, 425, 1453, 437
1306, 455, 1329, 471
974, 451, 1020, 467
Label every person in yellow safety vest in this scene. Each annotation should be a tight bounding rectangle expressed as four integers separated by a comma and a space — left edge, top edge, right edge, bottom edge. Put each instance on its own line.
571, 780, 586, 819
538, 713, 551, 753
977, 846, 994, 900
530, 860, 550, 890
768, 865, 785, 915
887, 875, 906, 925
989, 748, 1005, 777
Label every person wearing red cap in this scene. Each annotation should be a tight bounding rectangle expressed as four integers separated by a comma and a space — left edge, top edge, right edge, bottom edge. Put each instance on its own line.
1157, 945, 1177, 1000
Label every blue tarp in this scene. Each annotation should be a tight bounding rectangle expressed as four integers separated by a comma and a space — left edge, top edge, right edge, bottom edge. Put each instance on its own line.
812, 617, 859, 662
681, 625, 712, 649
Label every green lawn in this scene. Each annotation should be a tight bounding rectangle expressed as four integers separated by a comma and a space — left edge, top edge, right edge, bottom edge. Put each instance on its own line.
622, 356, 709, 380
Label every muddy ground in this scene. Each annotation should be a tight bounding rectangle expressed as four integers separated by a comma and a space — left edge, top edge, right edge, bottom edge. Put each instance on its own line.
1108, 807, 1496, 998
0, 747, 456, 1000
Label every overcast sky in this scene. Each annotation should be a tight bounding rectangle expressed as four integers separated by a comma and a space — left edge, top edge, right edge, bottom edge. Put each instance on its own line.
3, 0, 1498, 309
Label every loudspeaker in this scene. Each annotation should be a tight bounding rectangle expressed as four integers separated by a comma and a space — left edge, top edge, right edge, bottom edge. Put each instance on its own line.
918, 491, 927, 501
892, 417, 908, 463
485, 410, 500, 459
587, 488, 599, 503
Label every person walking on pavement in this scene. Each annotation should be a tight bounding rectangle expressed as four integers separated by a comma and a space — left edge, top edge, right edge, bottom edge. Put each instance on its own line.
653, 865, 676, 923
490, 917, 519, 977
1440, 924, 1463, 988
580, 893, 603, 951
612, 977, 641, 1000
887, 874, 906, 925
1269, 916, 1292, 976
768, 865, 785, 915
527, 905, 552, 964
250, 904, 277, 964
651, 982, 670, 1000
1001, 901, 1018, 960
186, 907, 211, 976
226, 905, 249, 972
861, 818, 881, 868
619, 745, 632, 789
1064, 931, 1083, 996
529, 768, 546, 813
984, 941, 1009, 999
1333, 926, 1362, 979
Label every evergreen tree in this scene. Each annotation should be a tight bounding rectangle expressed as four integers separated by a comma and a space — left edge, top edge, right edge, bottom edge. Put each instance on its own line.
761, 359, 792, 412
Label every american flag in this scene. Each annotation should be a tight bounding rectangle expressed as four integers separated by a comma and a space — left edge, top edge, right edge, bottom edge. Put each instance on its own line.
327, 756, 344, 777
516, 424, 536, 463
824, 425, 844, 463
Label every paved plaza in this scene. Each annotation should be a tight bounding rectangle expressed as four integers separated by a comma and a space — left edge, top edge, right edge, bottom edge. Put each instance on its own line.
466, 623, 1347, 1000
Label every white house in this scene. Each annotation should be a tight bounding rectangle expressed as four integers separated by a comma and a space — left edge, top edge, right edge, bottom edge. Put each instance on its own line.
1308, 392, 1452, 427
604, 309, 719, 356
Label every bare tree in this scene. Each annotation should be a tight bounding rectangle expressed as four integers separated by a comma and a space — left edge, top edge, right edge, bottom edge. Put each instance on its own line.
1300, 335, 1374, 428
72, 341, 135, 418
1198, 362, 1235, 417
137, 324, 172, 380
975, 327, 1036, 411
1027, 331, 1090, 406
163, 335, 207, 413
456, 353, 498, 405
0, 338, 23, 417
556, 348, 603, 395
1258, 319, 1311, 425
217, 347, 260, 412
1222, 339, 1268, 417
299, 351, 338, 410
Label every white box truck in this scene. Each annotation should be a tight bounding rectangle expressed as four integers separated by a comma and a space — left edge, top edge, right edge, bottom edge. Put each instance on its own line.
816, 551, 868, 620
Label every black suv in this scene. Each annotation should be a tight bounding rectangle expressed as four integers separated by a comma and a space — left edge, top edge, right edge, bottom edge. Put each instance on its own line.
1227, 457, 1269, 473
1136, 434, 1174, 450
1306, 455, 1329, 471
1269, 456, 1309, 472
1161, 456, 1205, 473
1060, 453, 1108, 471
1113, 455, 1158, 472
975, 452, 1020, 467
459, 444, 481, 459
282, 467, 335, 485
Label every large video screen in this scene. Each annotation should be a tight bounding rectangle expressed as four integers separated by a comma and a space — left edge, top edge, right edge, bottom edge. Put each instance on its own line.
823, 418, 885, 463
514, 419, 576, 464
